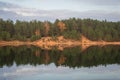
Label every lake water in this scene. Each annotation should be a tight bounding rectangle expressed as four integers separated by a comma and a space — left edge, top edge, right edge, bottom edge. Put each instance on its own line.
0, 46, 120, 80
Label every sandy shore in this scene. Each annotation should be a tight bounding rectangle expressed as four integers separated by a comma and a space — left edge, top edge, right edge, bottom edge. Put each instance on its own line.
0, 36, 120, 50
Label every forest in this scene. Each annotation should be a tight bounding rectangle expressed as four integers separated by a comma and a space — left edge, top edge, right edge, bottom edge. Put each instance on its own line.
0, 18, 120, 41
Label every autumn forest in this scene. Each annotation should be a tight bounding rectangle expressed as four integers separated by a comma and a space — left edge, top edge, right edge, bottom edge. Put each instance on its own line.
0, 18, 120, 41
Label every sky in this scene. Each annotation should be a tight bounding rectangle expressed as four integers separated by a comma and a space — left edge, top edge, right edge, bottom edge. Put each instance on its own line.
0, 0, 120, 22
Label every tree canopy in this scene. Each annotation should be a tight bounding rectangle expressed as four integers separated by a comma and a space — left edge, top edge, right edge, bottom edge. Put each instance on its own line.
0, 18, 120, 41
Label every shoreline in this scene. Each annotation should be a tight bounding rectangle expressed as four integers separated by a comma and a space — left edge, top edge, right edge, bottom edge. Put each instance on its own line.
0, 36, 120, 50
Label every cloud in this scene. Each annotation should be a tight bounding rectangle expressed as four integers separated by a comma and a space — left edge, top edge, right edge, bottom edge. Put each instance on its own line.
2, 0, 120, 6
75, 0, 120, 6
78, 10, 120, 21
0, 1, 120, 22
2, 8, 39, 16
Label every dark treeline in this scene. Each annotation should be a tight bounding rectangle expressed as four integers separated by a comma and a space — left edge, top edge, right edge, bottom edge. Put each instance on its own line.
0, 18, 120, 41
0, 46, 120, 68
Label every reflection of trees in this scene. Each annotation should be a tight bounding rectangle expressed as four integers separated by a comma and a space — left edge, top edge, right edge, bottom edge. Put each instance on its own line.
44, 51, 50, 64
35, 50, 40, 57
58, 54, 66, 65
0, 46, 120, 68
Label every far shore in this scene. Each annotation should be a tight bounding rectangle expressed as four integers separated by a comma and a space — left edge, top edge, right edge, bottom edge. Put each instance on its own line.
0, 36, 120, 50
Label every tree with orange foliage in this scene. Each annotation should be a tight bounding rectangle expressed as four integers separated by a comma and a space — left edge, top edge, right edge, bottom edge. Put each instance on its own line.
57, 21, 66, 32
35, 29, 40, 36
44, 22, 50, 36
31, 29, 41, 41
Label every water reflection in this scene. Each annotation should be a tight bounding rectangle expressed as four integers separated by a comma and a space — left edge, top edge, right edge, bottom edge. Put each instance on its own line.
0, 63, 120, 80
0, 45, 120, 68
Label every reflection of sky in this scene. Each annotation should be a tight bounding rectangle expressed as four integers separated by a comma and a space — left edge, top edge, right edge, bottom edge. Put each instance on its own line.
0, 63, 120, 80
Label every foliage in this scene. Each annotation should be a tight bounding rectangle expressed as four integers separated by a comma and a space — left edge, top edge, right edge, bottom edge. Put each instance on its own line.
31, 35, 41, 41
63, 30, 81, 40
0, 18, 120, 41
0, 31, 10, 41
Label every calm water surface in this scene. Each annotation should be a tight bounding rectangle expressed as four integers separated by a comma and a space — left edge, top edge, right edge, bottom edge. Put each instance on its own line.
0, 46, 120, 80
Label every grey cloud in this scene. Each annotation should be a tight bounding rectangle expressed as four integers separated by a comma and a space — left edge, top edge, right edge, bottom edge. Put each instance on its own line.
0, 1, 120, 22
77, 10, 120, 21
0, 1, 20, 8
75, 0, 120, 6
1, 9, 120, 22
0, 10, 18, 20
